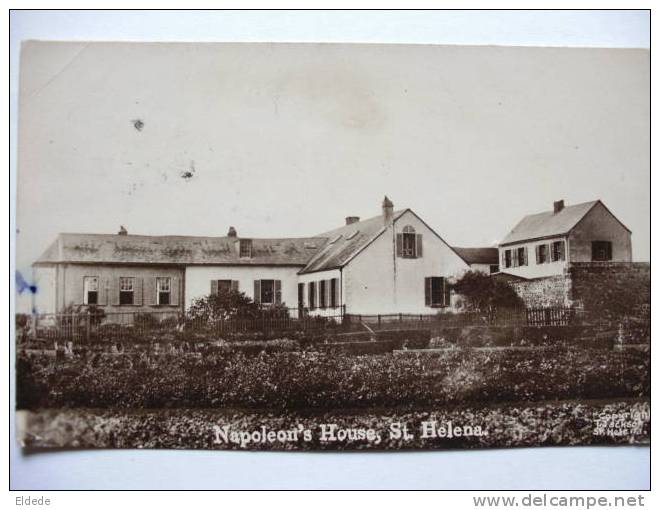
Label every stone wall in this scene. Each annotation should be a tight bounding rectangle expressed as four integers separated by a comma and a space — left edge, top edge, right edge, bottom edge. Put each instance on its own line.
509, 274, 571, 308
508, 262, 650, 344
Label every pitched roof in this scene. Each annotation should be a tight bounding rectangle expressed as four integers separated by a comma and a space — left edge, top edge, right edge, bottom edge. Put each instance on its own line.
34, 233, 326, 266
298, 210, 407, 274
452, 247, 499, 265
500, 200, 603, 246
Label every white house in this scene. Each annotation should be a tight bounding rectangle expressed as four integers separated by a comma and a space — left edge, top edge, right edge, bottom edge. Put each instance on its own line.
498, 199, 632, 279
32, 197, 470, 317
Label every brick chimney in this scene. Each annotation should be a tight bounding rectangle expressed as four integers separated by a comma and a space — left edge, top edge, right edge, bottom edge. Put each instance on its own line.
553, 200, 565, 214
227, 226, 237, 237
345, 216, 360, 225
118, 225, 128, 236
382, 196, 394, 224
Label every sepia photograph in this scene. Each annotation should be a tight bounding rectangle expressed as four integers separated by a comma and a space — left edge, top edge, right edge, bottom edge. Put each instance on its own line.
9, 9, 651, 494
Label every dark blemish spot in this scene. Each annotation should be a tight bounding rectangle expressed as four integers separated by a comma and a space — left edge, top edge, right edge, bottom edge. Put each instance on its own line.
16, 271, 38, 295
574, 146, 580, 150
161, 172, 168, 182
180, 161, 196, 181
132, 119, 144, 131
49, 140, 54, 144
498, 102, 502, 106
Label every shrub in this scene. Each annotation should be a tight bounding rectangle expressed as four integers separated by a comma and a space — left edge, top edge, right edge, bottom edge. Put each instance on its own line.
452, 270, 524, 314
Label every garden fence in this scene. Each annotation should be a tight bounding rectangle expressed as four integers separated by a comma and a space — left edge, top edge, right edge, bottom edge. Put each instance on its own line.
22, 305, 580, 344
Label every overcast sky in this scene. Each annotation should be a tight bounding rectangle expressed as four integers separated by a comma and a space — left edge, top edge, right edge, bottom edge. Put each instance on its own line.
17, 42, 649, 278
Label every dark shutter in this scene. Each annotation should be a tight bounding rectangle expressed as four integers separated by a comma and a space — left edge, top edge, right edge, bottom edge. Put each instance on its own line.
424, 277, 431, 306
559, 241, 566, 261
211, 280, 218, 295
607, 242, 612, 260
443, 278, 451, 307
231, 280, 239, 292
523, 247, 528, 266
274, 280, 282, 305
396, 233, 403, 257
253, 280, 261, 304
535, 245, 540, 264
415, 234, 423, 258
501, 251, 506, 267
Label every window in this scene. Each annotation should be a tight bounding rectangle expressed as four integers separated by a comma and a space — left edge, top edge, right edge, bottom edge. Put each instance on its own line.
308, 281, 316, 309
551, 240, 566, 262
592, 241, 612, 261
211, 280, 238, 295
261, 280, 274, 304
329, 278, 338, 308
156, 277, 171, 305
516, 247, 527, 267
425, 277, 450, 308
402, 226, 416, 257
397, 226, 422, 259
489, 264, 499, 274
254, 279, 281, 305
319, 280, 327, 309
239, 239, 253, 258
119, 277, 135, 305
83, 276, 99, 305
504, 249, 512, 268
536, 244, 548, 264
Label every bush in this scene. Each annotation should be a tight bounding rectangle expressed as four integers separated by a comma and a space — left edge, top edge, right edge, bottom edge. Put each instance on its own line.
16, 348, 649, 410
452, 270, 524, 313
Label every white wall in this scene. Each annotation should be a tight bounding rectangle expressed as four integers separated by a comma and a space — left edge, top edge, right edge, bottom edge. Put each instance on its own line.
344, 210, 469, 314
184, 265, 302, 310
498, 236, 568, 279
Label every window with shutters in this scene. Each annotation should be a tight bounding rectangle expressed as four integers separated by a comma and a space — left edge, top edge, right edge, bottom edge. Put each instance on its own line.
156, 277, 171, 305
424, 277, 449, 308
259, 279, 274, 304
239, 239, 253, 258
119, 277, 135, 305
504, 249, 512, 268
401, 226, 417, 258
308, 281, 316, 310
536, 244, 549, 264
319, 280, 327, 309
83, 276, 99, 305
592, 240, 612, 261
329, 278, 338, 308
551, 240, 566, 262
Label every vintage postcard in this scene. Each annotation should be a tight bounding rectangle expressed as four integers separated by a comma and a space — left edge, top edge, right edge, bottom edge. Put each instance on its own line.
15, 41, 649, 451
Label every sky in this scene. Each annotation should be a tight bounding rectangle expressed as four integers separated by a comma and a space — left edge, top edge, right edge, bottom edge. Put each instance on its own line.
17, 42, 649, 272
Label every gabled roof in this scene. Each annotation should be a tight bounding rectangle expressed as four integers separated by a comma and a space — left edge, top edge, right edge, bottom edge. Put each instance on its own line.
298, 210, 407, 274
33, 233, 326, 266
499, 200, 630, 246
452, 247, 499, 265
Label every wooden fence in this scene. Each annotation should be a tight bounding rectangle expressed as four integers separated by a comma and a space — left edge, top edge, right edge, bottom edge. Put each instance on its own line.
22, 305, 579, 344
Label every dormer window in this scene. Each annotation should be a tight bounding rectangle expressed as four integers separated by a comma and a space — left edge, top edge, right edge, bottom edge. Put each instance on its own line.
239, 239, 253, 258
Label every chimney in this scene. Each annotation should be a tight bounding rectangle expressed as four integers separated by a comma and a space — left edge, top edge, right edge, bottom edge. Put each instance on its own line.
553, 200, 565, 214
382, 195, 394, 224
227, 226, 237, 237
118, 225, 128, 236
345, 216, 360, 225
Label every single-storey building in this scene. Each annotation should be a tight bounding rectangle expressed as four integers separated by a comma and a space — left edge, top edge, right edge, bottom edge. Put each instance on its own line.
498, 199, 632, 280
452, 247, 499, 274
32, 197, 471, 317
